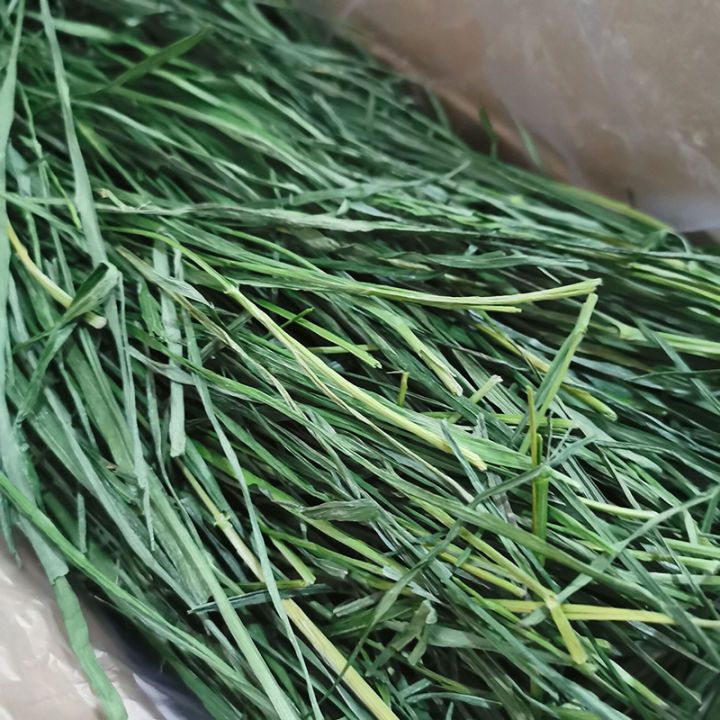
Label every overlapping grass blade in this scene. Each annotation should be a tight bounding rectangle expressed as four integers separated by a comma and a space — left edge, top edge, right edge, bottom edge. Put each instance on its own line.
0, 2, 719, 719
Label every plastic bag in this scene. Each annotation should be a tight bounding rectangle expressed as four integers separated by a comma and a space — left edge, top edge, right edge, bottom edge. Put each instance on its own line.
307, 0, 720, 231
0, 541, 207, 720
